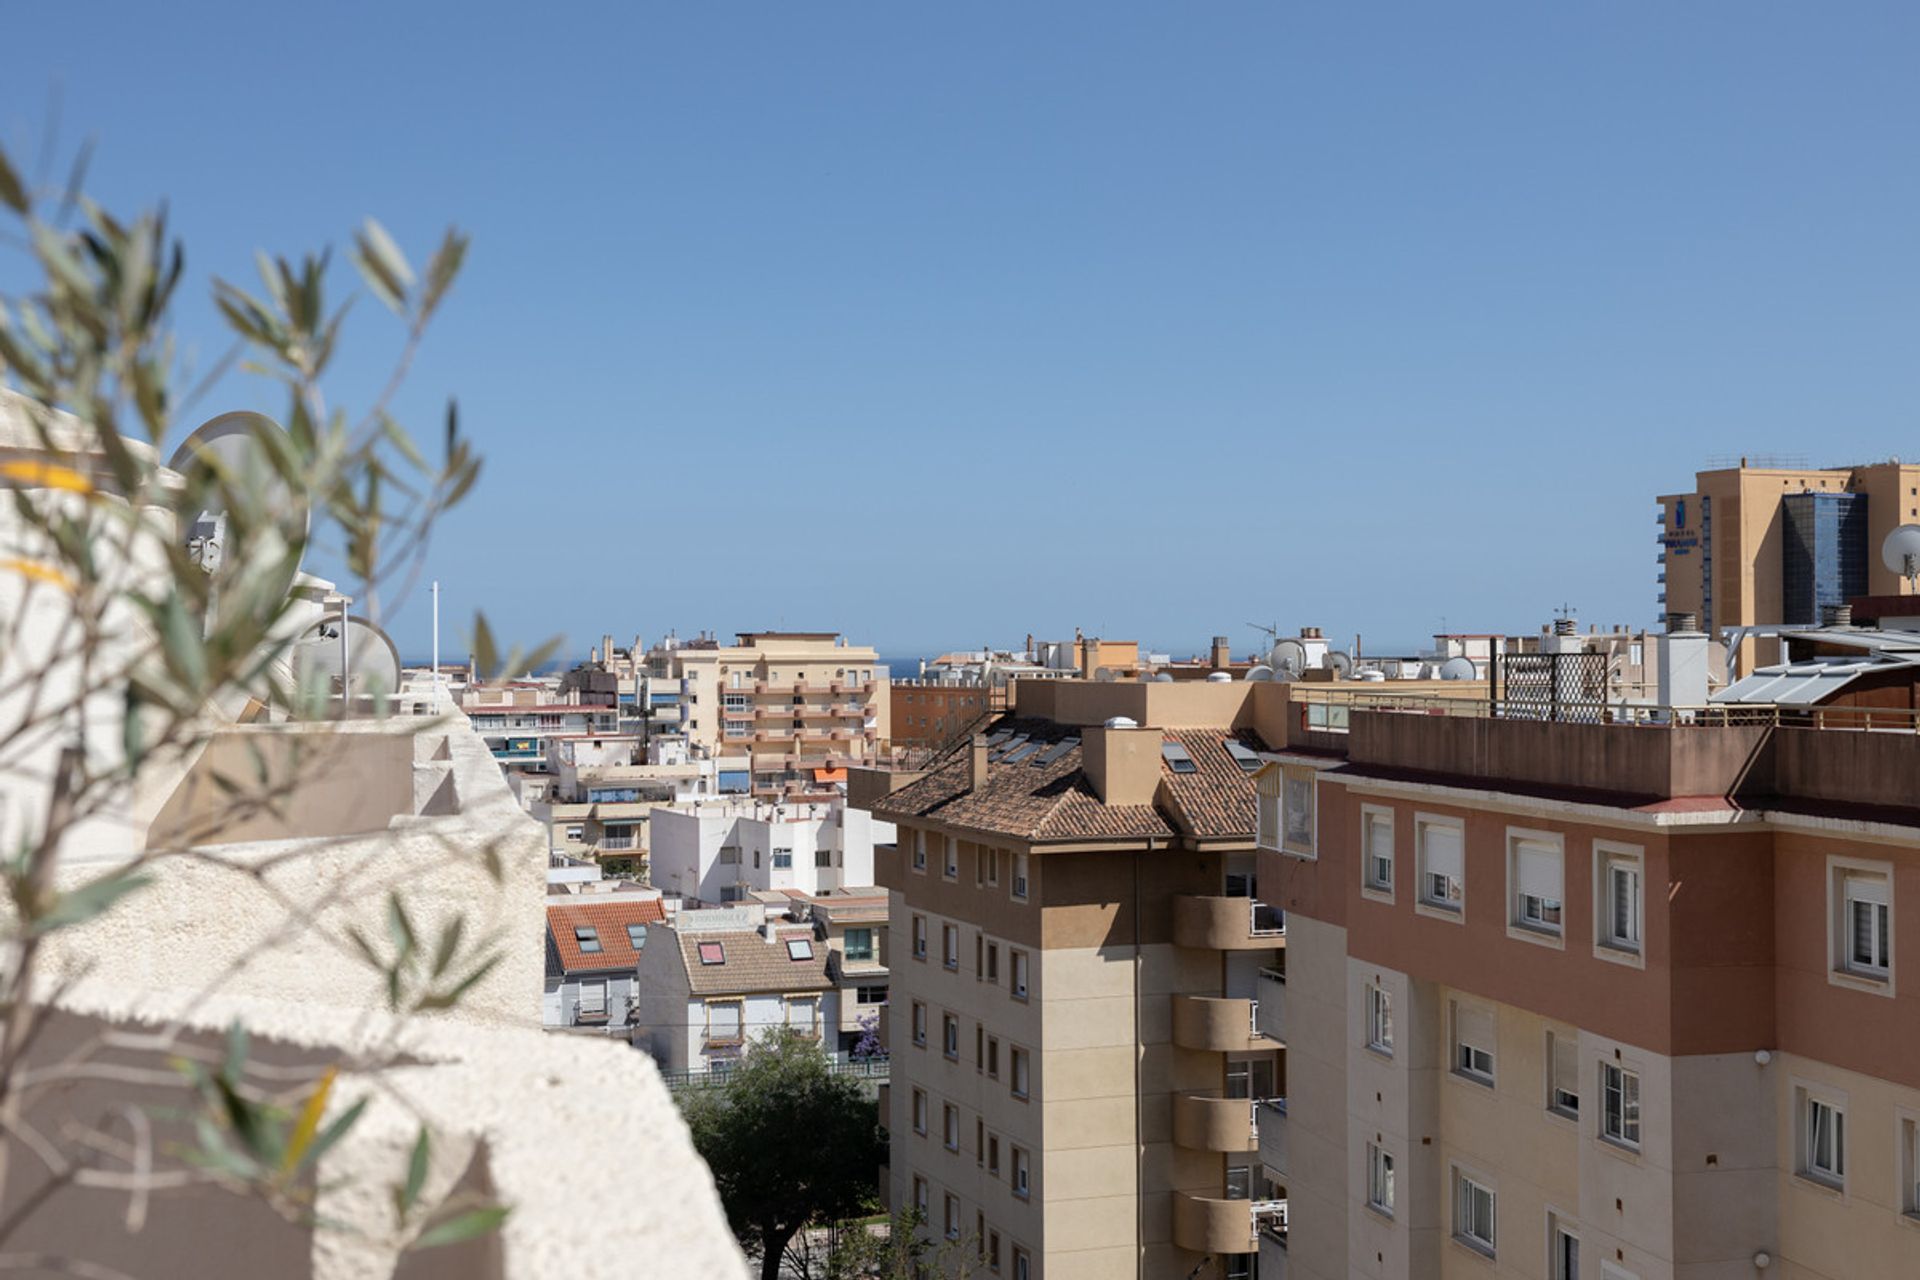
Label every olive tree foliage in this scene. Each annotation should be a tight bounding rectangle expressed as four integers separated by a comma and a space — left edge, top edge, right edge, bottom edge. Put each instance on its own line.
680, 1031, 888, 1280
0, 134, 556, 1267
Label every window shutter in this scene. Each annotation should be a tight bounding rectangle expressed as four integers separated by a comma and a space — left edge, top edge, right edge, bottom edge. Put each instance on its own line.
1846, 872, 1890, 906
1514, 841, 1561, 900
1553, 1034, 1578, 1094
1455, 1002, 1494, 1053
1423, 824, 1463, 881
1368, 816, 1394, 866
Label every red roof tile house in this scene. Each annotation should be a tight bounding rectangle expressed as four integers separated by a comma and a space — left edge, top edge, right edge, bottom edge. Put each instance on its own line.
543, 897, 666, 1033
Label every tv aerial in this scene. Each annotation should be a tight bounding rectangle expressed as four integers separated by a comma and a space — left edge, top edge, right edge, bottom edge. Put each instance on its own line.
1883, 525, 1920, 590
166, 412, 311, 632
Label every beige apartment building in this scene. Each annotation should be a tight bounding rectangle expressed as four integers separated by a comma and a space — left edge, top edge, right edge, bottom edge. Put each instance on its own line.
1657, 459, 1920, 673
647, 631, 890, 792
1259, 658, 1920, 1280
863, 679, 1305, 1280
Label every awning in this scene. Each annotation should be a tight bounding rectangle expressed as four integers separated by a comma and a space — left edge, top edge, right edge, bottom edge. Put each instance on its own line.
1712, 658, 1888, 705
813, 767, 848, 783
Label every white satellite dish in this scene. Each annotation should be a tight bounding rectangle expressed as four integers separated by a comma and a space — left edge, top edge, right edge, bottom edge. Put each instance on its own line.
1205, 671, 1232, 683
167, 412, 311, 628
1882, 525, 1920, 589
1322, 650, 1353, 678
1438, 656, 1478, 681
1094, 667, 1117, 683
295, 614, 402, 702
1153, 673, 1174, 683
1269, 639, 1307, 680
1244, 665, 1274, 683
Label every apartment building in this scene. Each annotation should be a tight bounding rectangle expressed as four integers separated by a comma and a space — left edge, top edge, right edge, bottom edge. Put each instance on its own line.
1657, 458, 1920, 672
810, 888, 893, 1054
863, 678, 1299, 1280
644, 631, 891, 791
647, 794, 890, 903
463, 697, 619, 770
543, 897, 667, 1032
1258, 633, 1920, 1280
530, 733, 750, 866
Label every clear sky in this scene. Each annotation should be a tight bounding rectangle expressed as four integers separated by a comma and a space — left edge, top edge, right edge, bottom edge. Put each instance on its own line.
6, 3, 1919, 661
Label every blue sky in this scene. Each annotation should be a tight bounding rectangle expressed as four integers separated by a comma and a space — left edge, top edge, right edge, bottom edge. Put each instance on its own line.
5, 3, 1918, 661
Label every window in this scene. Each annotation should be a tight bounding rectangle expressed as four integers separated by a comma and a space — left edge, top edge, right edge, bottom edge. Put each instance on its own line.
912, 830, 927, 871
1012, 852, 1029, 900
988, 1133, 1001, 1176
1548, 1031, 1579, 1118
707, 1001, 742, 1043
1510, 832, 1564, 937
626, 923, 648, 951
944, 1103, 959, 1151
987, 1036, 1000, 1079
564, 824, 584, 842
1366, 1143, 1395, 1216
857, 984, 888, 1004
845, 927, 874, 962
944, 836, 959, 879
912, 1088, 928, 1134
719, 845, 741, 865
1550, 1218, 1579, 1280
575, 926, 602, 954
1418, 817, 1464, 913
1901, 1118, 1920, 1217
1598, 846, 1643, 955
1257, 788, 1281, 852
786, 997, 818, 1034
1363, 807, 1394, 894
912, 915, 928, 960
1012, 1147, 1030, 1198
1802, 1091, 1846, 1186
988, 1230, 1002, 1272
976, 1211, 986, 1259
1451, 1001, 1494, 1085
1013, 1246, 1030, 1280
976, 1024, 984, 1070
1453, 1170, 1496, 1255
1366, 984, 1393, 1055
986, 943, 1000, 983
1840, 867, 1891, 980
697, 941, 726, 966
913, 1175, 929, 1218
577, 980, 607, 1020
786, 938, 814, 961
1011, 950, 1029, 1000
912, 1001, 928, 1047
943, 924, 960, 970
944, 1013, 960, 1060
1600, 1062, 1640, 1148
986, 848, 1000, 886
1011, 1046, 1030, 1100
1282, 769, 1315, 854
976, 1118, 984, 1164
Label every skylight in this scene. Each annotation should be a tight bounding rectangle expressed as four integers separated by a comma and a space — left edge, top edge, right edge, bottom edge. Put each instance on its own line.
1002, 742, 1040, 764
698, 941, 726, 965
989, 733, 1030, 762
1223, 740, 1262, 774
626, 923, 649, 950
575, 926, 602, 954
986, 729, 1014, 747
1161, 740, 1198, 774
787, 938, 814, 961
1032, 737, 1079, 767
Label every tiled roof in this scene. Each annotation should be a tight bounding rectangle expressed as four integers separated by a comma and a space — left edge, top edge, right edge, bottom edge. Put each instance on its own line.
675, 925, 838, 996
872, 719, 1265, 844
547, 899, 666, 974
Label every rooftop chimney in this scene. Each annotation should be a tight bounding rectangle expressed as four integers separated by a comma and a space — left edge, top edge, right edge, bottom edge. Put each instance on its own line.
1210, 635, 1231, 670
1823, 603, 1853, 627
970, 733, 990, 790
1082, 723, 1161, 807
1657, 625, 1709, 708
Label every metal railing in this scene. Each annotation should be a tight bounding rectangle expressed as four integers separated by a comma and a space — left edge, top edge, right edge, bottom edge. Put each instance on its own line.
1286, 686, 1920, 735
659, 1051, 890, 1091
1251, 1199, 1288, 1247
1249, 900, 1286, 937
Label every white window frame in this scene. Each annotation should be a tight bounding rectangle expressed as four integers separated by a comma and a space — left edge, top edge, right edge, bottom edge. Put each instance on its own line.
1507, 827, 1566, 948
1450, 999, 1495, 1087
912, 829, 927, 872
1599, 1060, 1641, 1151
1365, 983, 1393, 1057
912, 914, 928, 960
1010, 949, 1029, 1001
1594, 841, 1645, 968
1798, 1085, 1847, 1189
1012, 1146, 1031, 1199
1898, 1113, 1920, 1219
943, 835, 959, 880
943, 924, 960, 970
1452, 1167, 1496, 1257
1012, 851, 1030, 901
1280, 767, 1316, 859
1548, 1214, 1580, 1280
944, 1103, 960, 1151
1415, 813, 1465, 920
1828, 855, 1895, 996
1361, 804, 1395, 900
1366, 1142, 1395, 1217
1546, 1030, 1579, 1120
911, 1001, 927, 1047
1256, 788, 1282, 854
912, 1087, 928, 1135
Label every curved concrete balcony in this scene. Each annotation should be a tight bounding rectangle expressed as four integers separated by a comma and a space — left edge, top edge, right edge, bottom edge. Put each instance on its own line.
1171, 994, 1279, 1053
1171, 894, 1287, 950
1172, 1093, 1258, 1153
1172, 1192, 1257, 1255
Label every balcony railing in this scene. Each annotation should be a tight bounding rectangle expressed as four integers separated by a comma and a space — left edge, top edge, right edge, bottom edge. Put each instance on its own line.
660, 1052, 889, 1091
1172, 895, 1287, 949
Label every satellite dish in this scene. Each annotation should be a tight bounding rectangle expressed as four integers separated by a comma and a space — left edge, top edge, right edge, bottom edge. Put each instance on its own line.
1205, 671, 1232, 683
294, 614, 402, 703
167, 412, 311, 628
1244, 665, 1274, 683
1269, 639, 1307, 680
1153, 673, 1174, 683
1438, 656, 1478, 681
1094, 667, 1117, 683
1882, 525, 1920, 589
1322, 651, 1353, 678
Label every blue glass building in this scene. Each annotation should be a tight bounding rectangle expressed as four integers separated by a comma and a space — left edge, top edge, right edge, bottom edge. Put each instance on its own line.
1781, 491, 1868, 624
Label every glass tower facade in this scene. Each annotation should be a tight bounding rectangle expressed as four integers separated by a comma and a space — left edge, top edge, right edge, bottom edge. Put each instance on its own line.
1782, 491, 1868, 624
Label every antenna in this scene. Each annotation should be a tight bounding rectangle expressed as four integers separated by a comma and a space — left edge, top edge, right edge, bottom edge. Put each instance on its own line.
294, 614, 403, 709
1883, 525, 1920, 591
166, 411, 311, 634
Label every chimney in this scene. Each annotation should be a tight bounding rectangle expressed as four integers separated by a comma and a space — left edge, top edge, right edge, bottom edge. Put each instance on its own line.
970, 733, 990, 790
1082, 722, 1160, 806
1210, 635, 1231, 670
1666, 611, 1699, 634
1822, 603, 1853, 627
1657, 623, 1709, 708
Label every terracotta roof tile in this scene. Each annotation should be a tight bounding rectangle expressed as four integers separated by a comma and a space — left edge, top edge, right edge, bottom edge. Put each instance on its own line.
676, 925, 837, 996
546, 899, 665, 974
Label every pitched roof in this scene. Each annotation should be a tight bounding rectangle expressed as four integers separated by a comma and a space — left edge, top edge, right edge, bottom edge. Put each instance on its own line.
547, 899, 665, 974
871, 719, 1267, 844
675, 925, 837, 996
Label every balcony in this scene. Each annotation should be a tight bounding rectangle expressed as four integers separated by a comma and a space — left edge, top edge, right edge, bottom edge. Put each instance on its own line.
1255, 966, 1287, 1043
1171, 895, 1286, 950
1171, 1093, 1258, 1153
1171, 995, 1278, 1053
1257, 1203, 1289, 1279
1258, 1097, 1288, 1177
1172, 1192, 1269, 1254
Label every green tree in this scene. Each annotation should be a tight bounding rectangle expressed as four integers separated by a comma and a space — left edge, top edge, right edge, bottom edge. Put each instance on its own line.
681, 1030, 887, 1280
823, 1208, 979, 1280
